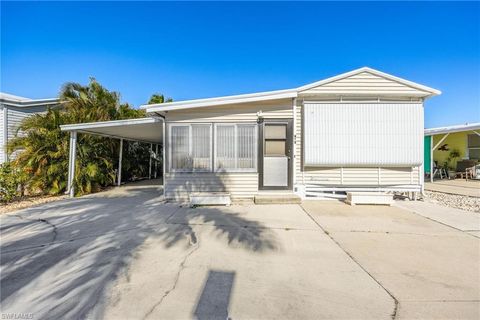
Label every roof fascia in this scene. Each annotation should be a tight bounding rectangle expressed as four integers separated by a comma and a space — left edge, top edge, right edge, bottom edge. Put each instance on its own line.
60, 117, 161, 132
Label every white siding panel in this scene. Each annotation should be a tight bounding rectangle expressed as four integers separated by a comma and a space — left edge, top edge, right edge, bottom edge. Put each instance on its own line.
165, 173, 258, 200
304, 103, 423, 166
295, 101, 421, 189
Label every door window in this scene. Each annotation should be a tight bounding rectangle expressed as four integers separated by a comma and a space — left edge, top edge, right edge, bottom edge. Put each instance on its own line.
264, 124, 287, 156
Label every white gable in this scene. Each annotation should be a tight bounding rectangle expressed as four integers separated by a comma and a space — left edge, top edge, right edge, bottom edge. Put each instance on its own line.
298, 68, 439, 98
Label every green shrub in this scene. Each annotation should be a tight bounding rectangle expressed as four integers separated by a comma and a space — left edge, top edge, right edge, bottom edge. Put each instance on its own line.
0, 162, 25, 203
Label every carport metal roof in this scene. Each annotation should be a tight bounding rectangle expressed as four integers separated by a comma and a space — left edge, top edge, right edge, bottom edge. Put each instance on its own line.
60, 117, 164, 197
60, 117, 163, 144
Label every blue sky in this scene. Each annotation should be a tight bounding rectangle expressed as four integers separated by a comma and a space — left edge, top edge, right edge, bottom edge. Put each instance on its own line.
1, 1, 479, 128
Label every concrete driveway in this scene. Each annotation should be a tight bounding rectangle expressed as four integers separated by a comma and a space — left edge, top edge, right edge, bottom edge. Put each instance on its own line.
1, 183, 478, 319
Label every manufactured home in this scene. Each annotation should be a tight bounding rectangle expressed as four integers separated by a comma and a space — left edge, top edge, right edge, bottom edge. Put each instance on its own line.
0, 92, 60, 163
61, 67, 440, 202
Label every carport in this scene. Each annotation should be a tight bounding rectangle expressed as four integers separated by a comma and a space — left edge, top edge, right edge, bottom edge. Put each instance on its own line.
60, 117, 164, 197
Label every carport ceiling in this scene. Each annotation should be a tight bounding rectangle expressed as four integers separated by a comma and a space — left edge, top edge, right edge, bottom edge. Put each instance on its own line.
60, 117, 163, 144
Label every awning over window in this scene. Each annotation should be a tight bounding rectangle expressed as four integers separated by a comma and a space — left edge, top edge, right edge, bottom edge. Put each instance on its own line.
60, 117, 163, 144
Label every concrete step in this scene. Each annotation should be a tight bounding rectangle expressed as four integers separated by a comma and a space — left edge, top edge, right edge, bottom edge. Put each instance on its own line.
190, 192, 231, 206
254, 194, 302, 204
345, 192, 393, 206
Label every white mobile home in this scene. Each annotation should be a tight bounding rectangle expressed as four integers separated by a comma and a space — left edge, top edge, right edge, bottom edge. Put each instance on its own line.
0, 93, 60, 163
61, 67, 440, 201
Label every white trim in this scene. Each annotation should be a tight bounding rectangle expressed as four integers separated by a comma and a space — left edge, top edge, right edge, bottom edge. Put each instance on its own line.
0, 100, 60, 108
67, 131, 77, 197
297, 67, 441, 96
60, 117, 161, 131
0, 92, 59, 107
425, 122, 480, 136
144, 91, 297, 112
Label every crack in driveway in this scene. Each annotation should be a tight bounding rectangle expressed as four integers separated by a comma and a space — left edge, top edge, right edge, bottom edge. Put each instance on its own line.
142, 233, 200, 320
299, 204, 400, 320
8, 214, 58, 243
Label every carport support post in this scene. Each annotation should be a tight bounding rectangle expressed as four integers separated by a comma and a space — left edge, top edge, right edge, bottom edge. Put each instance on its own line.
117, 139, 123, 186
154, 144, 158, 179
430, 135, 434, 183
67, 131, 77, 198
149, 143, 153, 179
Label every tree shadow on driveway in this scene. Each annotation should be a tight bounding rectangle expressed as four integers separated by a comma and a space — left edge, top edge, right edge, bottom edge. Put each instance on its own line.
0, 185, 277, 319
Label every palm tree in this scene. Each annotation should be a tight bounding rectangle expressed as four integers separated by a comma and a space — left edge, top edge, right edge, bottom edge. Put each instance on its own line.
9, 78, 147, 196
148, 93, 173, 104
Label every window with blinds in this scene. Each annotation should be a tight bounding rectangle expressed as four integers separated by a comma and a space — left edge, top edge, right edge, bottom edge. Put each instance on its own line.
169, 123, 257, 172
215, 124, 257, 172
170, 124, 212, 171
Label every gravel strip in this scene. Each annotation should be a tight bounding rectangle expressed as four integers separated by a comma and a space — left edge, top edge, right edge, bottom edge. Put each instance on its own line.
0, 195, 67, 215
424, 191, 479, 213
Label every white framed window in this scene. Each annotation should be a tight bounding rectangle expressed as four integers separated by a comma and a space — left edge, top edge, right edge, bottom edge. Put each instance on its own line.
467, 134, 480, 160
214, 123, 257, 172
169, 123, 212, 172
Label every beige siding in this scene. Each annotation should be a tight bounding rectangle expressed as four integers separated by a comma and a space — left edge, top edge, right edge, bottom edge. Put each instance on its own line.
165, 99, 292, 122
3, 105, 49, 161
165, 172, 258, 201
164, 99, 292, 200
294, 100, 421, 188
302, 167, 419, 186
7, 105, 48, 140
300, 71, 431, 97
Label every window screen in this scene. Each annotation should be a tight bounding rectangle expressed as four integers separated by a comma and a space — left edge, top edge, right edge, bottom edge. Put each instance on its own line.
468, 134, 480, 160
216, 125, 236, 169
171, 126, 190, 170
170, 124, 211, 171
215, 124, 257, 171
237, 125, 256, 169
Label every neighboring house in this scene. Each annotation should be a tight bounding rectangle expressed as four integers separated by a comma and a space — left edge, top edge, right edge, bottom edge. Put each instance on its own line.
61, 67, 440, 201
424, 123, 480, 178
0, 93, 60, 163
